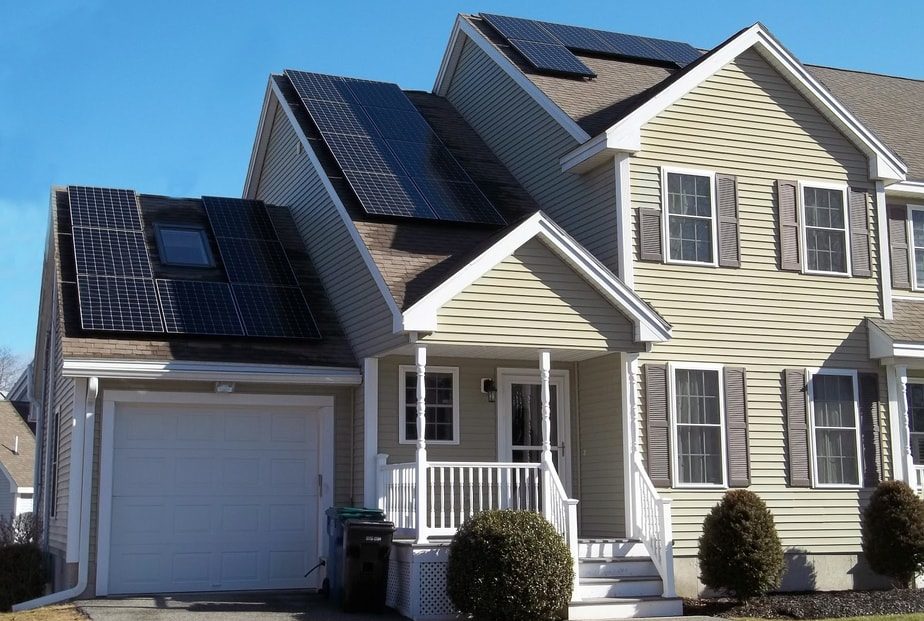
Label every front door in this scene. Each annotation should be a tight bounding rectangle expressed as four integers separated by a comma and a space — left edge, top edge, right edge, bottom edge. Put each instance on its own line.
498, 369, 571, 493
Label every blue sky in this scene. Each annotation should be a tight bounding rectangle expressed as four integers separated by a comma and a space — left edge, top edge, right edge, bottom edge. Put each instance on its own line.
1, 0, 921, 360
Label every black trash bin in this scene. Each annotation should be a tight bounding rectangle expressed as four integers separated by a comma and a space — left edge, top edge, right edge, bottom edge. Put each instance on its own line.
324, 507, 386, 605
342, 518, 395, 613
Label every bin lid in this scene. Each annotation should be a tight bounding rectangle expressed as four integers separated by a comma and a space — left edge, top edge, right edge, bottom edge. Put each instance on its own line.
326, 507, 386, 522
344, 518, 396, 530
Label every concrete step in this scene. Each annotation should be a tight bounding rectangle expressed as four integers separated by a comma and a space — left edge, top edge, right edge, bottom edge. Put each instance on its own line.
568, 596, 683, 619
578, 539, 647, 559
579, 557, 658, 579
577, 576, 663, 598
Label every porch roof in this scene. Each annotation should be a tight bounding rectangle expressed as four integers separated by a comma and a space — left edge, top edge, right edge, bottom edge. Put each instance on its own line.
869, 300, 924, 359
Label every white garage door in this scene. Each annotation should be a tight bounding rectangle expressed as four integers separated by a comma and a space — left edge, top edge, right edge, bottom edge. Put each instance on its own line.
107, 402, 323, 595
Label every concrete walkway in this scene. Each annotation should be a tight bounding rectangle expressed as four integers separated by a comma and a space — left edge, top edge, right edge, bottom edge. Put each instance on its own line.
77, 591, 405, 621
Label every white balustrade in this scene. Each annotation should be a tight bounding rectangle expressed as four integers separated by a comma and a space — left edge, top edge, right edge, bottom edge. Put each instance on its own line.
377, 456, 417, 535
631, 453, 675, 598
914, 465, 924, 498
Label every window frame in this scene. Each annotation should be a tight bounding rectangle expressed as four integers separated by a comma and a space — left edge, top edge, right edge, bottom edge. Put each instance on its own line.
398, 365, 460, 445
798, 180, 851, 278
48, 407, 61, 518
660, 167, 719, 268
668, 362, 728, 489
805, 368, 863, 489
154, 223, 215, 268
906, 204, 924, 291
905, 379, 924, 465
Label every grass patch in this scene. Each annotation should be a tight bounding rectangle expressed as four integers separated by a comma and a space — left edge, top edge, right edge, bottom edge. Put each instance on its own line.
0, 605, 87, 621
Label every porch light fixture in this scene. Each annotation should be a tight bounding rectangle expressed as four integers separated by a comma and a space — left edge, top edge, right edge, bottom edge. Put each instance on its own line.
481, 378, 497, 403
215, 381, 235, 393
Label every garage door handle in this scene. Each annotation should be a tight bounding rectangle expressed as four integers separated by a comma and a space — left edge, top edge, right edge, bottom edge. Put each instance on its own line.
318, 473, 323, 495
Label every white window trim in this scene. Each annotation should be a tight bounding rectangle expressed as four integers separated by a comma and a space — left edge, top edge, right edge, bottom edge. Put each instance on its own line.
905, 378, 924, 466
798, 180, 852, 278
906, 204, 924, 291
805, 368, 863, 489
398, 365, 460, 445
660, 167, 719, 268
668, 362, 728, 489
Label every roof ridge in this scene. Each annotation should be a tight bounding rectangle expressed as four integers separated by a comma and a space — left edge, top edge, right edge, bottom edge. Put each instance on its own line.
808, 62, 924, 84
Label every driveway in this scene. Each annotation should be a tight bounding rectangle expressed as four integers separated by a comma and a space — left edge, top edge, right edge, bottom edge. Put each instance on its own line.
77, 591, 406, 621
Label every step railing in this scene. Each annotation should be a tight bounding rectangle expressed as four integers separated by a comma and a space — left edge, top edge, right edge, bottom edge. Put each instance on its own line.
631, 452, 676, 598
543, 453, 581, 600
377, 458, 417, 536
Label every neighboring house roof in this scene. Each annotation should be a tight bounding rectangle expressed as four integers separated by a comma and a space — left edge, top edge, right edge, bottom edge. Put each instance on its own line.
51, 189, 356, 368
0, 400, 34, 489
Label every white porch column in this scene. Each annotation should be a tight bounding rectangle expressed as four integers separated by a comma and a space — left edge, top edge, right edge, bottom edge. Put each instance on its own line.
540, 350, 553, 518
414, 345, 429, 543
621, 352, 640, 539
896, 365, 915, 488
363, 358, 379, 508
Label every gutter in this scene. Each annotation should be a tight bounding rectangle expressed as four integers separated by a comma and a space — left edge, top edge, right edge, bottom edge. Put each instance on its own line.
14, 378, 98, 612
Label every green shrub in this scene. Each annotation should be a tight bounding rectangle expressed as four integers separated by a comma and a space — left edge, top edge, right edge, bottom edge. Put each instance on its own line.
698, 489, 784, 600
0, 512, 40, 547
0, 543, 45, 611
862, 480, 924, 588
447, 510, 573, 621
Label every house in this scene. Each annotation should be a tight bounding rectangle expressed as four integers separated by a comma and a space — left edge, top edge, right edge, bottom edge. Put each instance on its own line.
0, 400, 35, 518
18, 10, 924, 621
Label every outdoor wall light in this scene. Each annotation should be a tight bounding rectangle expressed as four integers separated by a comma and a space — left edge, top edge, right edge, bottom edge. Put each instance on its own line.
481, 378, 497, 402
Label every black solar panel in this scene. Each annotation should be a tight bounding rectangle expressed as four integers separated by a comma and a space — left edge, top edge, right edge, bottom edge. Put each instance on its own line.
481, 13, 557, 43
539, 22, 615, 54
157, 279, 245, 336
592, 31, 666, 61
362, 106, 434, 142
345, 79, 416, 111
202, 196, 278, 239
285, 70, 355, 103
77, 275, 163, 333
645, 38, 702, 66
72, 227, 153, 278
68, 186, 142, 231
508, 39, 596, 77
410, 177, 505, 225
343, 171, 437, 219
232, 284, 320, 339
385, 138, 470, 182
324, 134, 406, 175
302, 99, 377, 137
219, 238, 299, 286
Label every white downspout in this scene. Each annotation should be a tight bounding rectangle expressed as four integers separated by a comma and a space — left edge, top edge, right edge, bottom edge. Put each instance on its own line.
14, 377, 98, 612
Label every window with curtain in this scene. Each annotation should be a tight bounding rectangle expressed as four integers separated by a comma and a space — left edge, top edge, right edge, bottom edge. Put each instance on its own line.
810, 373, 860, 486
673, 367, 724, 485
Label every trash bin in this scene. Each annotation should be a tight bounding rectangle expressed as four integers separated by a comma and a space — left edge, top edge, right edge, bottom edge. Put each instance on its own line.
324, 507, 386, 604
342, 518, 395, 613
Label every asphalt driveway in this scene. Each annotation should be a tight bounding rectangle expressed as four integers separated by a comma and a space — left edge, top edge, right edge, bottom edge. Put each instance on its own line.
77, 591, 405, 621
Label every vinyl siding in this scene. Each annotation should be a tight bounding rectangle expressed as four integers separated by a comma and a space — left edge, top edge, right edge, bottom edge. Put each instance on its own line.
253, 100, 404, 359
445, 38, 622, 274
886, 201, 924, 298
48, 298, 74, 553
422, 239, 639, 352
631, 49, 886, 556
353, 377, 365, 505
0, 473, 14, 520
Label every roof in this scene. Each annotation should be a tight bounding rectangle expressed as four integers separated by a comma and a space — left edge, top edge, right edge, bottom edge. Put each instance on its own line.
0, 400, 34, 488
52, 189, 356, 368
870, 300, 924, 343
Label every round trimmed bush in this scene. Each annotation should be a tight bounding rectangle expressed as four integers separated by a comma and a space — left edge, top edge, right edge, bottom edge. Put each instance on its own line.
0, 543, 45, 611
862, 480, 924, 588
698, 489, 784, 600
447, 510, 573, 621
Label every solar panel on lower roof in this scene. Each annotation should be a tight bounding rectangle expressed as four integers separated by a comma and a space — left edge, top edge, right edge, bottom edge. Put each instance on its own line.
68, 186, 142, 231
202, 196, 278, 240
343, 171, 437, 219
410, 177, 505, 225
156, 279, 244, 336
77, 275, 163, 333
231, 284, 320, 339
218, 237, 298, 286
507, 39, 596, 78
72, 227, 153, 278
481, 13, 557, 43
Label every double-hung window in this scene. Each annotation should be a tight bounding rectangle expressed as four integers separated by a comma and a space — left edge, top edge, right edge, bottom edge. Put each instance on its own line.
906, 382, 924, 464
808, 370, 861, 487
399, 366, 459, 444
802, 184, 849, 275
663, 169, 716, 265
908, 206, 924, 289
670, 364, 726, 486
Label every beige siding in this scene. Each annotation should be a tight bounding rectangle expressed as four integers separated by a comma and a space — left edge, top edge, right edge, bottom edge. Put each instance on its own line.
446, 39, 622, 275
885, 200, 924, 298
631, 49, 886, 555
353, 378, 365, 504
423, 239, 639, 352
48, 294, 74, 553
254, 101, 404, 359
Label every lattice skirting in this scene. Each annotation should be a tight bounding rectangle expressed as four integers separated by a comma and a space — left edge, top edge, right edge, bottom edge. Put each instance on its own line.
387, 542, 458, 621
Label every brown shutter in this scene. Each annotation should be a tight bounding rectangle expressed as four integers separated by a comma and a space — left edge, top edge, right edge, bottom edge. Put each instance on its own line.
644, 364, 671, 487
858, 372, 882, 487
716, 174, 741, 268
777, 180, 801, 271
639, 207, 663, 262
723, 367, 750, 487
889, 205, 911, 289
849, 188, 872, 277
784, 369, 811, 487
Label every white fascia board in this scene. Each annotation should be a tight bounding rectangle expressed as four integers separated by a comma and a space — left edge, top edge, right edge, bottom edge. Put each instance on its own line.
242, 80, 276, 199
61, 359, 362, 385
400, 212, 671, 343
561, 24, 907, 182
888, 181, 924, 198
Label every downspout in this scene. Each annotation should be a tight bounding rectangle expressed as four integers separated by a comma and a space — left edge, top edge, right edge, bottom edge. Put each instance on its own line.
14, 377, 98, 612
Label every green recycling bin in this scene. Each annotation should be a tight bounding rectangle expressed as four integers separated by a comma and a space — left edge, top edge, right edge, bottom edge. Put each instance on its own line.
342, 518, 395, 613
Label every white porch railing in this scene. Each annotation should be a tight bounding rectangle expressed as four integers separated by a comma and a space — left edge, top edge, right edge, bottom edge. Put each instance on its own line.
378, 460, 417, 534
631, 453, 676, 598
914, 465, 924, 498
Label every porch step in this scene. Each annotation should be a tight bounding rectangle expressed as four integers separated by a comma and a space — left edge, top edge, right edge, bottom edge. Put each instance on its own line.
578, 538, 648, 559
577, 576, 663, 598
568, 596, 683, 620
579, 557, 658, 579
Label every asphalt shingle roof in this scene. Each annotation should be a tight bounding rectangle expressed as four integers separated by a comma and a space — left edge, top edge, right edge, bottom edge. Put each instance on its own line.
870, 300, 924, 343
0, 400, 34, 489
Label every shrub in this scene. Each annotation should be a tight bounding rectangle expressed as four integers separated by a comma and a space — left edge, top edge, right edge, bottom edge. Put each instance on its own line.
0, 544, 45, 611
698, 489, 784, 600
0, 513, 40, 547
447, 510, 573, 621
862, 480, 924, 588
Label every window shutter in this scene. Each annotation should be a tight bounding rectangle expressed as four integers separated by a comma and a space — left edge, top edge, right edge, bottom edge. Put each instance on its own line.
644, 363, 671, 487
777, 180, 801, 271
783, 369, 811, 487
888, 205, 911, 289
849, 189, 872, 277
858, 372, 882, 487
639, 207, 663, 262
716, 174, 741, 268
723, 367, 750, 487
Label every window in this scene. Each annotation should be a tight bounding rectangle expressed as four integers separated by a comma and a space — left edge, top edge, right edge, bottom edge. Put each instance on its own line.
908, 206, 924, 289
906, 382, 924, 464
670, 365, 726, 486
155, 225, 214, 267
663, 169, 716, 265
398, 366, 459, 444
802, 184, 849, 275
48, 408, 60, 517
808, 370, 861, 487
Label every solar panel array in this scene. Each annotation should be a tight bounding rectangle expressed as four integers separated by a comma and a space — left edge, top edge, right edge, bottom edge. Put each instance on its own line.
285, 70, 506, 225
480, 13, 702, 77
157, 279, 245, 336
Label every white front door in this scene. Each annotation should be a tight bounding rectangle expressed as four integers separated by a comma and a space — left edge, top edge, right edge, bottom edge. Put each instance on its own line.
497, 369, 571, 492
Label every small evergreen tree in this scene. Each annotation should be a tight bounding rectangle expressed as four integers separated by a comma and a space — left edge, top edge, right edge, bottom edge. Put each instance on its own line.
698, 489, 784, 600
862, 480, 924, 588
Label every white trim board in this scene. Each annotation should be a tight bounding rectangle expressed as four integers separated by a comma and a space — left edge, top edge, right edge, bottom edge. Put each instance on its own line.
804, 368, 864, 490
397, 365, 461, 446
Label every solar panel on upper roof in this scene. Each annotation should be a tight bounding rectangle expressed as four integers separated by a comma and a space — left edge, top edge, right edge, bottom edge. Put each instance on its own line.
362, 106, 434, 142
202, 196, 278, 239
157, 279, 245, 336
481, 13, 557, 43
323, 133, 406, 175
77, 275, 163, 333
539, 22, 616, 54
410, 177, 506, 225
343, 171, 437, 219
644, 38, 702, 66
302, 99, 377, 137
592, 30, 670, 61
508, 39, 597, 77
232, 284, 320, 339
68, 186, 142, 231
219, 237, 299, 286
385, 138, 470, 182
285, 70, 355, 103
345, 79, 416, 111
72, 227, 153, 278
